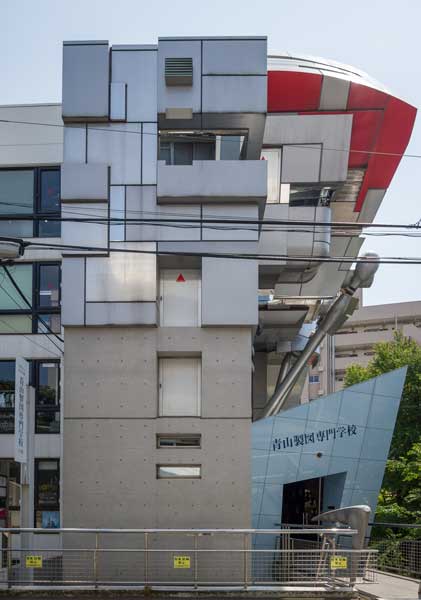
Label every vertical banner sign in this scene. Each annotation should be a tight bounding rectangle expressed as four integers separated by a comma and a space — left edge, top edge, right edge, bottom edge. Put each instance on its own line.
14, 357, 29, 463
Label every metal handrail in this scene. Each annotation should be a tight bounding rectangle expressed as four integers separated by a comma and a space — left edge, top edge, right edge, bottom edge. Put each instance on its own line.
0, 527, 358, 535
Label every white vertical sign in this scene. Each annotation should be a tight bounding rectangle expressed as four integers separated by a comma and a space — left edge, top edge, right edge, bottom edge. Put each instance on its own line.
15, 357, 29, 463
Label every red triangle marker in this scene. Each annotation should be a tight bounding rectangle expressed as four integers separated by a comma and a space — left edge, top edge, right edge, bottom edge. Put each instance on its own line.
176, 273, 186, 282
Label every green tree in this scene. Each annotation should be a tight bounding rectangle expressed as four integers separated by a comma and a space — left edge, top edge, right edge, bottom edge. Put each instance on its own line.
344, 332, 421, 536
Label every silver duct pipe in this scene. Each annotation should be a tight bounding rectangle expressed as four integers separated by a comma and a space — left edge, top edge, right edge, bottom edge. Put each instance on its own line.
260, 253, 379, 419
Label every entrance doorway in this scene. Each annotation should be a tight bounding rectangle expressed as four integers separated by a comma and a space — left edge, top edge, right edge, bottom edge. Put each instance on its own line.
282, 477, 323, 526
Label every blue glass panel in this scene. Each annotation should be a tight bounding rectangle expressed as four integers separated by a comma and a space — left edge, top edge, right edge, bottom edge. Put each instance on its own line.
251, 484, 264, 514
355, 459, 386, 492
332, 425, 364, 458
328, 456, 359, 488
360, 427, 393, 460
373, 367, 407, 398
266, 451, 300, 484
272, 417, 309, 448
252, 417, 275, 451
252, 449, 270, 479
308, 391, 342, 424
367, 393, 400, 430
275, 402, 309, 420
350, 489, 379, 511
297, 451, 330, 480
346, 378, 375, 395
304, 420, 337, 455
338, 390, 372, 427
261, 484, 283, 516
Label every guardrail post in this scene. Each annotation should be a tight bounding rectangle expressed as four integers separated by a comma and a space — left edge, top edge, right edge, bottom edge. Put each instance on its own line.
6, 533, 12, 589
194, 533, 198, 590
144, 532, 148, 588
93, 532, 99, 589
243, 532, 250, 589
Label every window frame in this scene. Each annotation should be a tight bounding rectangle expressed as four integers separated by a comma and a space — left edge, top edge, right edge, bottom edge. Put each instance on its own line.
34, 458, 60, 528
0, 261, 61, 335
156, 464, 202, 479
32, 360, 61, 435
156, 434, 201, 449
0, 166, 61, 238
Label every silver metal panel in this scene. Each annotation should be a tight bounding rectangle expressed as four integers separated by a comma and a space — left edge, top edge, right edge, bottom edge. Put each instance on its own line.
85, 242, 157, 302
357, 189, 386, 223
202, 257, 258, 325
85, 301, 157, 325
61, 163, 109, 201
125, 186, 200, 241
281, 144, 321, 183
110, 186, 125, 241
142, 123, 157, 184
64, 125, 86, 162
62, 42, 109, 120
87, 123, 142, 185
264, 114, 352, 182
157, 160, 267, 201
158, 40, 201, 113
202, 75, 267, 113
202, 39, 267, 75
111, 49, 157, 121
202, 204, 259, 241
61, 258, 85, 325
110, 82, 126, 121
319, 75, 350, 110
62, 203, 108, 251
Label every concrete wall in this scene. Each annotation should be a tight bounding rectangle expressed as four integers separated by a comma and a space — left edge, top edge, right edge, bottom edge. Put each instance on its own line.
63, 326, 252, 528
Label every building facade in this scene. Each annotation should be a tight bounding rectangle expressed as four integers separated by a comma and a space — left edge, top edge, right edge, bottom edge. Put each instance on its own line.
305, 299, 421, 400
0, 37, 416, 545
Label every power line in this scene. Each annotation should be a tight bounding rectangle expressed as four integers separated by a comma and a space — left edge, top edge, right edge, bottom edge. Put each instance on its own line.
20, 239, 421, 265
0, 117, 420, 160
0, 317, 61, 357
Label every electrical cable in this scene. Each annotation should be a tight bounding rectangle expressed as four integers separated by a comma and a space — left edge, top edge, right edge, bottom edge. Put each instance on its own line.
0, 117, 420, 160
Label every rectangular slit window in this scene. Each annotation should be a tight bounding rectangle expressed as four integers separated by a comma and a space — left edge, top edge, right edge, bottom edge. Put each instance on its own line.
157, 465, 201, 479
157, 435, 201, 448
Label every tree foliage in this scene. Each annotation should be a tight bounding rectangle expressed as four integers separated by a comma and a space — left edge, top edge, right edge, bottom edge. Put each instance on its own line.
344, 332, 421, 537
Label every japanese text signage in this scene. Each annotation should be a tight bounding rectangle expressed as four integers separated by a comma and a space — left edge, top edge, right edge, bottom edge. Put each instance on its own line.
26, 555, 43, 568
14, 357, 29, 463
272, 424, 358, 452
173, 555, 191, 569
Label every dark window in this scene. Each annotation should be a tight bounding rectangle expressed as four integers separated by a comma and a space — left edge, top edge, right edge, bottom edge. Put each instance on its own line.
34, 459, 60, 528
157, 434, 201, 448
0, 168, 60, 238
159, 131, 246, 165
0, 360, 60, 435
0, 460, 21, 530
289, 185, 334, 207
34, 362, 60, 434
0, 262, 61, 335
0, 362, 15, 434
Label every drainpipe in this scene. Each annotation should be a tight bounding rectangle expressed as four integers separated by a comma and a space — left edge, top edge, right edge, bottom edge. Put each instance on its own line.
260, 253, 379, 419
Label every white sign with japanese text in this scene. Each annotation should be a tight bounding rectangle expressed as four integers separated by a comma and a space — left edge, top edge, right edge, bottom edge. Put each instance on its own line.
14, 357, 29, 463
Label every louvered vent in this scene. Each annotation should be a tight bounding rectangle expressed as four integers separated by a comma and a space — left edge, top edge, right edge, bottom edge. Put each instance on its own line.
165, 57, 193, 86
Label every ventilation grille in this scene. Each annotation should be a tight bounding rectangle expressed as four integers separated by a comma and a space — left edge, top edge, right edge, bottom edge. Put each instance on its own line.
165, 57, 193, 86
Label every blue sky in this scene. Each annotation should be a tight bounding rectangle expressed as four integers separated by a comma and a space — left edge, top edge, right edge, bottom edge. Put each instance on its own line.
1, 0, 420, 305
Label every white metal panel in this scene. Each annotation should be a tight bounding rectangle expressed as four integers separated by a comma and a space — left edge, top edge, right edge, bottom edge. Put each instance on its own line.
64, 125, 86, 162
112, 49, 158, 121
202, 39, 267, 75
159, 357, 201, 416
110, 82, 126, 120
160, 269, 200, 326
62, 203, 108, 250
281, 144, 321, 183
202, 75, 267, 113
85, 242, 157, 302
85, 301, 156, 325
61, 257, 85, 325
202, 204, 259, 241
110, 186, 125, 241
261, 149, 281, 203
87, 123, 142, 185
142, 123, 157, 184
157, 40, 202, 113
61, 163, 109, 201
319, 75, 350, 110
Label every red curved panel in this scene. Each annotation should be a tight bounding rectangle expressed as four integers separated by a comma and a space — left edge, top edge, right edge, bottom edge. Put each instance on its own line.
268, 71, 322, 112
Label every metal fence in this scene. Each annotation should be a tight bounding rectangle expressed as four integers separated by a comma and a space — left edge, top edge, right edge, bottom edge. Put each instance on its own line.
0, 527, 377, 590
370, 538, 421, 578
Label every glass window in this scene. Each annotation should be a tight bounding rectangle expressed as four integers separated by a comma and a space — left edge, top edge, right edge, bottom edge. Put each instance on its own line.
35, 362, 60, 434
0, 264, 32, 311
0, 168, 60, 238
0, 361, 15, 434
174, 141, 193, 165
38, 264, 60, 308
157, 465, 201, 479
40, 170, 60, 213
0, 460, 21, 529
34, 459, 60, 528
0, 170, 34, 215
157, 435, 201, 448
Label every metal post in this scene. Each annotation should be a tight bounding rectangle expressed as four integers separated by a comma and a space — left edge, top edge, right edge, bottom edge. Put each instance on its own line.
144, 532, 148, 588
194, 533, 198, 590
7, 532, 12, 589
93, 532, 98, 589
243, 533, 248, 589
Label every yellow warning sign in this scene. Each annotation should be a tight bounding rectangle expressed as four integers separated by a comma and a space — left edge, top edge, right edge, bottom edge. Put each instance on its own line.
26, 555, 43, 568
173, 555, 191, 569
330, 556, 348, 570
